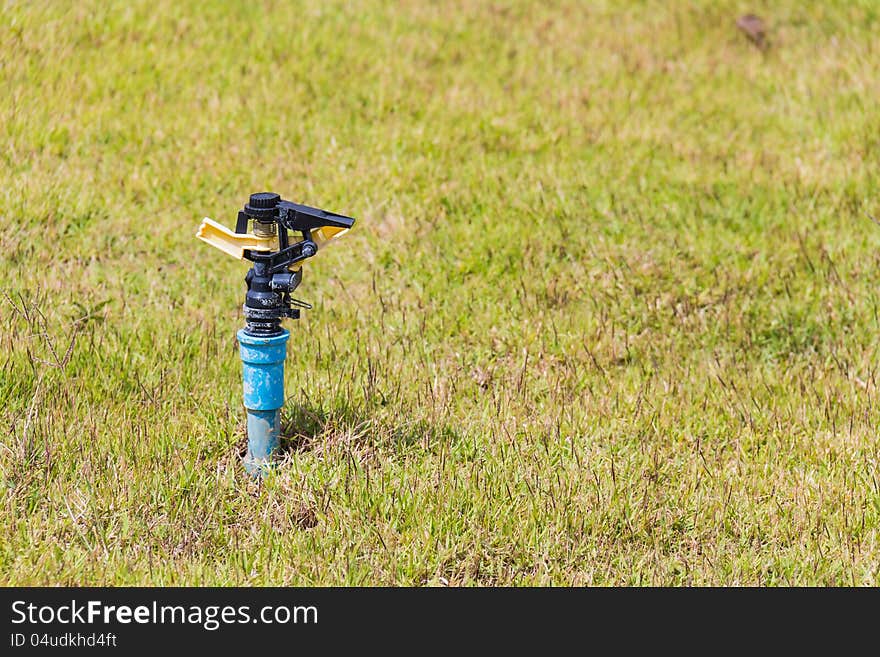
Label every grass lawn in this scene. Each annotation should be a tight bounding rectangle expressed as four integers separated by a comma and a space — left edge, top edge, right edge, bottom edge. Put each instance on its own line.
2, 0, 879, 585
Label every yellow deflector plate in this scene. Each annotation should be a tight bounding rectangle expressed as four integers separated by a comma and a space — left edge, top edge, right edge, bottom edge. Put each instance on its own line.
196, 218, 275, 260
196, 218, 350, 260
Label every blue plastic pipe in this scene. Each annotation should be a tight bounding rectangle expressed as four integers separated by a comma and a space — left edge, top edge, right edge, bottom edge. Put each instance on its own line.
237, 329, 290, 476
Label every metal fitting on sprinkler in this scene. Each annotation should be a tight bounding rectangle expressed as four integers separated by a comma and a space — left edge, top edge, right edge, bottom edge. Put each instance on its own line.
196, 192, 355, 476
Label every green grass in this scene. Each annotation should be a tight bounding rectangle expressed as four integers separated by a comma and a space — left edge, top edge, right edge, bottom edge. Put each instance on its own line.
2, 0, 880, 585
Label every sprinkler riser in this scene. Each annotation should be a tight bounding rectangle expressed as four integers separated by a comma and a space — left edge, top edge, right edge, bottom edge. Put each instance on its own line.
238, 328, 290, 476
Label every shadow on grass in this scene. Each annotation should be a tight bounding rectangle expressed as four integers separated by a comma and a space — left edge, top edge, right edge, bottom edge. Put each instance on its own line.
278, 400, 462, 457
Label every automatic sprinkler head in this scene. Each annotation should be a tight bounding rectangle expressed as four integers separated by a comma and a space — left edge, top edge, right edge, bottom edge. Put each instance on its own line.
196, 193, 355, 476
197, 192, 356, 335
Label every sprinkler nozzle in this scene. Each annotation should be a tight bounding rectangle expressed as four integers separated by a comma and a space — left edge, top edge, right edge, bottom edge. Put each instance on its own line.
197, 192, 355, 335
